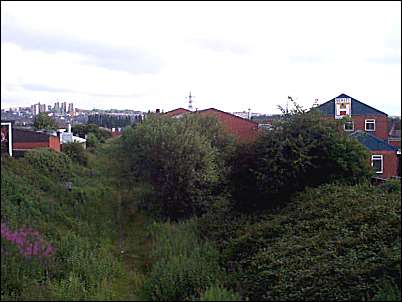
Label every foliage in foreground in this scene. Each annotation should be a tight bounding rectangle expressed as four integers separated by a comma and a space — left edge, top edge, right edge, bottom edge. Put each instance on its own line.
62, 142, 89, 166
120, 114, 235, 220
139, 219, 228, 301
200, 183, 401, 301
1, 150, 125, 300
230, 107, 372, 211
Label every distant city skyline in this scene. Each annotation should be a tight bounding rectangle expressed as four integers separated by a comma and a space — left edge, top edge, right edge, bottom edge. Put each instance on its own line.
1, 1, 401, 115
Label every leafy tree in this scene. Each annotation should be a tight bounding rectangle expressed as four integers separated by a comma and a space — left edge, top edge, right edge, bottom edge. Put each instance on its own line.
120, 115, 225, 220
62, 142, 88, 166
71, 124, 112, 144
86, 133, 99, 150
33, 113, 59, 130
230, 102, 372, 211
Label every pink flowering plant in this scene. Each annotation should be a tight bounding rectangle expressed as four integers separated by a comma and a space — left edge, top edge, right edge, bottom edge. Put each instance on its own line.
1, 221, 56, 297
1, 222, 55, 258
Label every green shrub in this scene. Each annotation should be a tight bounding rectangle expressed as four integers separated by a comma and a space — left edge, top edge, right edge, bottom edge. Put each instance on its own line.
217, 183, 401, 301
371, 279, 401, 301
33, 112, 59, 130
120, 115, 224, 220
23, 148, 73, 180
379, 179, 401, 193
230, 107, 371, 211
1, 146, 125, 301
140, 220, 225, 301
62, 142, 89, 166
198, 285, 241, 301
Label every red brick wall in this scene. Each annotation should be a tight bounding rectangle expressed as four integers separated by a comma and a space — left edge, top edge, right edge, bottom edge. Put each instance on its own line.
321, 115, 388, 140
13, 136, 60, 152
13, 141, 49, 150
197, 109, 258, 142
370, 150, 398, 178
351, 115, 388, 140
49, 136, 61, 152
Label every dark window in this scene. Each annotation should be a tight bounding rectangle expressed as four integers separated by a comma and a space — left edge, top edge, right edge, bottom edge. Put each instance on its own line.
344, 121, 354, 131
365, 119, 376, 131
371, 155, 383, 174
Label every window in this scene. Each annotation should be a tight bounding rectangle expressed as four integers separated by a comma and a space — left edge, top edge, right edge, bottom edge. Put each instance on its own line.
258, 123, 273, 130
371, 155, 383, 174
365, 119, 376, 131
344, 121, 354, 131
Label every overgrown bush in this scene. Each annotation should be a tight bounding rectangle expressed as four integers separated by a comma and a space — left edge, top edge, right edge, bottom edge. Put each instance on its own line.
198, 285, 241, 301
72, 123, 112, 143
120, 115, 229, 220
23, 148, 73, 180
33, 112, 59, 130
140, 220, 225, 301
378, 178, 401, 193
1, 150, 124, 301
62, 142, 88, 166
230, 106, 372, 211
213, 183, 401, 301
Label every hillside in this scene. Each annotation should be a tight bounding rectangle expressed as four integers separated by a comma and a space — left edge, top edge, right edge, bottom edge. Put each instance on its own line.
199, 183, 401, 300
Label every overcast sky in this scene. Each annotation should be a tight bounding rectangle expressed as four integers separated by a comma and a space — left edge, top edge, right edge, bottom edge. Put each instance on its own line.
1, 1, 401, 115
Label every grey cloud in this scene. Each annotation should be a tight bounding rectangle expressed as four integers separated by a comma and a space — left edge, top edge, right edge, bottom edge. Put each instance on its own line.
19, 83, 144, 99
21, 83, 78, 94
1, 18, 162, 74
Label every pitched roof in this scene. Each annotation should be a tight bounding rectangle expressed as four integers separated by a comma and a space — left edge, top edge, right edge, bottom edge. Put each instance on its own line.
196, 108, 259, 125
350, 131, 398, 151
316, 93, 387, 116
165, 108, 191, 117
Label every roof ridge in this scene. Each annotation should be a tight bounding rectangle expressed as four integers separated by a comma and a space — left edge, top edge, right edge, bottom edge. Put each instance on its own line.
197, 108, 259, 125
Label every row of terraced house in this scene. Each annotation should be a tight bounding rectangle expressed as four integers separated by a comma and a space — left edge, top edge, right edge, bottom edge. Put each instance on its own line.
165, 93, 401, 179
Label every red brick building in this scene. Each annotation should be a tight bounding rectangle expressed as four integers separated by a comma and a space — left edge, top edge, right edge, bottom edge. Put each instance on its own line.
317, 94, 400, 178
12, 129, 61, 154
165, 108, 259, 142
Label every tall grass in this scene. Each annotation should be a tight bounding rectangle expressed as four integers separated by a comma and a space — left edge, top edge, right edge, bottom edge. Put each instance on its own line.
1, 149, 125, 301
140, 219, 232, 301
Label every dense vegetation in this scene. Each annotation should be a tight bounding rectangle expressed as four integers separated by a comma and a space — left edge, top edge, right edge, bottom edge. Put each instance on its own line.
199, 183, 401, 300
230, 109, 372, 211
71, 123, 112, 149
119, 114, 235, 220
33, 112, 59, 131
1, 148, 131, 300
2, 105, 401, 301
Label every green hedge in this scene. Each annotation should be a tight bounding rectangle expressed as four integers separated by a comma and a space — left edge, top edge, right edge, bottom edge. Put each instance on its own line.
201, 183, 401, 301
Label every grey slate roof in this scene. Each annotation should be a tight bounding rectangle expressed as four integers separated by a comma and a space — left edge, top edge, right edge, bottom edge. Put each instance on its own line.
316, 94, 387, 116
350, 131, 398, 151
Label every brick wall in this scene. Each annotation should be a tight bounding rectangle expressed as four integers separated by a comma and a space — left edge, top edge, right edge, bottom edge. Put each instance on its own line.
13, 141, 49, 150
351, 115, 388, 140
198, 109, 259, 142
370, 150, 398, 178
13, 136, 60, 152
49, 136, 61, 152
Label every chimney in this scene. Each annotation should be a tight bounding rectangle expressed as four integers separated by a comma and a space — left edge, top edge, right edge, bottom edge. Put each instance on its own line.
67, 123, 71, 133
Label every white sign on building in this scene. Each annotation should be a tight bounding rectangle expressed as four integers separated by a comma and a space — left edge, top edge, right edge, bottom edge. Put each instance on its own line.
335, 97, 352, 119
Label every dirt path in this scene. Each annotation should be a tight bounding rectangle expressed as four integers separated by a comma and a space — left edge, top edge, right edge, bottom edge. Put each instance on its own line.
112, 190, 152, 301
